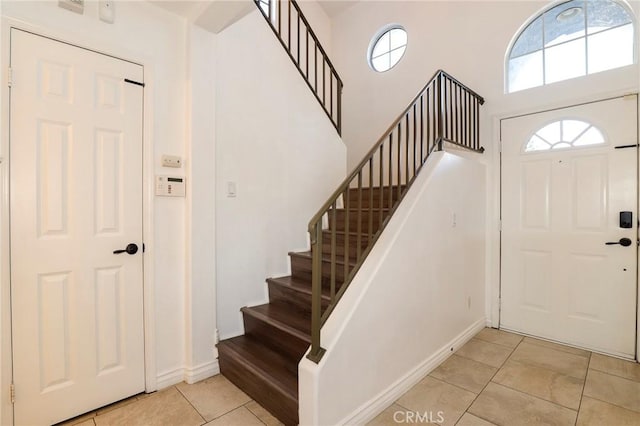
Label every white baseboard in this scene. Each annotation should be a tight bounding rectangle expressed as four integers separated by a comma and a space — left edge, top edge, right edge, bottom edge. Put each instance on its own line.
156, 367, 185, 390
184, 360, 220, 384
156, 360, 221, 389
339, 318, 486, 426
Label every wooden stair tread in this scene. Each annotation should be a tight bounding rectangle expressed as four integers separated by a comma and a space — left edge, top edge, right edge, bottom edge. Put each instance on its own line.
218, 335, 298, 426
242, 303, 311, 343
289, 250, 356, 266
329, 207, 391, 212
267, 275, 331, 301
347, 185, 406, 191
218, 335, 298, 399
322, 229, 377, 237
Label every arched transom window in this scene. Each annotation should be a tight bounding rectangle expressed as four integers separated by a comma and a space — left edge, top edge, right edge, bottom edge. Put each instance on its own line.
508, 0, 635, 93
525, 119, 606, 152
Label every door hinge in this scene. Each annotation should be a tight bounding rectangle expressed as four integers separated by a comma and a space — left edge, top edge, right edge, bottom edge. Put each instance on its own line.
499, 220, 502, 232
7, 67, 12, 88
10, 383, 15, 404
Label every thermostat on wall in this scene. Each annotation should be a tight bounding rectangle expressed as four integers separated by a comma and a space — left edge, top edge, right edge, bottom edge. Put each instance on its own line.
156, 175, 186, 197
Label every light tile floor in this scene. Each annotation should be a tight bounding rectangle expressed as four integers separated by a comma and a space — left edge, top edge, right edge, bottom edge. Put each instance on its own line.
58, 375, 283, 426
369, 328, 640, 425
59, 328, 640, 426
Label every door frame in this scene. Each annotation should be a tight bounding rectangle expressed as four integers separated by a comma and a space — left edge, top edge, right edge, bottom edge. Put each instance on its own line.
492, 93, 640, 360
0, 19, 158, 425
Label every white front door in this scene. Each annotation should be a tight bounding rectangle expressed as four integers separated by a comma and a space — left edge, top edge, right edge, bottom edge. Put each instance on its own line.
10, 29, 145, 425
501, 96, 638, 358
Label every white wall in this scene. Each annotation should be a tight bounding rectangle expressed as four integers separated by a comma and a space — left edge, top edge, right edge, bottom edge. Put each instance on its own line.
185, 24, 219, 383
329, 0, 640, 327
298, 0, 333, 56
331, 0, 640, 166
0, 0, 218, 406
215, 8, 346, 339
0, 1, 9, 420
299, 151, 486, 425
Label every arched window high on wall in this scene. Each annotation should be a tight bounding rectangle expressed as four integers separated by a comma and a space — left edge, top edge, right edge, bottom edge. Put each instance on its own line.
507, 0, 636, 93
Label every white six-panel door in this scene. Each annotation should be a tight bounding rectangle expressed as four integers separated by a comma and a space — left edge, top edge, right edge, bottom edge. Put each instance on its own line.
10, 29, 145, 424
501, 97, 638, 359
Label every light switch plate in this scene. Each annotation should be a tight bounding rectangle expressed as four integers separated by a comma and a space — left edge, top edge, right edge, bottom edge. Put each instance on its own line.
227, 181, 237, 198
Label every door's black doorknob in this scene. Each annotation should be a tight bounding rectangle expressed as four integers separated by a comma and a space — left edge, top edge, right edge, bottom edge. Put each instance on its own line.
605, 238, 633, 247
113, 243, 139, 255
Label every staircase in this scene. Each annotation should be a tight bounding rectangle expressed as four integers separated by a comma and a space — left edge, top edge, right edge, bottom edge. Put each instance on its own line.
218, 71, 484, 424
218, 1, 485, 424
217, 187, 394, 425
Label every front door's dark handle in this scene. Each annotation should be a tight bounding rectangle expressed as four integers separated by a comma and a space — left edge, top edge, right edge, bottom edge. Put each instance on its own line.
605, 238, 633, 247
113, 243, 139, 255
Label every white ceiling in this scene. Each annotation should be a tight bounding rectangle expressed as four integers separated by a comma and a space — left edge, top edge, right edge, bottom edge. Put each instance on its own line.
317, 0, 359, 18
149, 0, 360, 31
149, 0, 255, 33
149, 1, 207, 21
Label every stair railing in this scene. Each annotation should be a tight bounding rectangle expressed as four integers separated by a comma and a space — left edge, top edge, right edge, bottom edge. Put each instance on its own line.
306, 70, 485, 362
254, 0, 343, 135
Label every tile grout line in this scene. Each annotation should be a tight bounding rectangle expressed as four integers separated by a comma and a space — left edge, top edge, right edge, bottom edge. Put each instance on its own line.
454, 338, 515, 369
487, 379, 580, 412
501, 354, 589, 382
457, 336, 519, 365
581, 357, 640, 416
578, 394, 640, 416
458, 337, 524, 423
60, 392, 144, 425
242, 400, 270, 426
394, 383, 468, 426
473, 332, 524, 349
574, 352, 592, 426
588, 365, 640, 384
455, 335, 523, 425
488, 337, 586, 416
173, 384, 209, 425
423, 375, 479, 398
589, 368, 640, 386
520, 339, 591, 358
497, 335, 592, 383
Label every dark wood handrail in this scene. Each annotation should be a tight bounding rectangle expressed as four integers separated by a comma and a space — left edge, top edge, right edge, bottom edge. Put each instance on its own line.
307, 70, 483, 230
254, 0, 343, 135
307, 70, 485, 363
